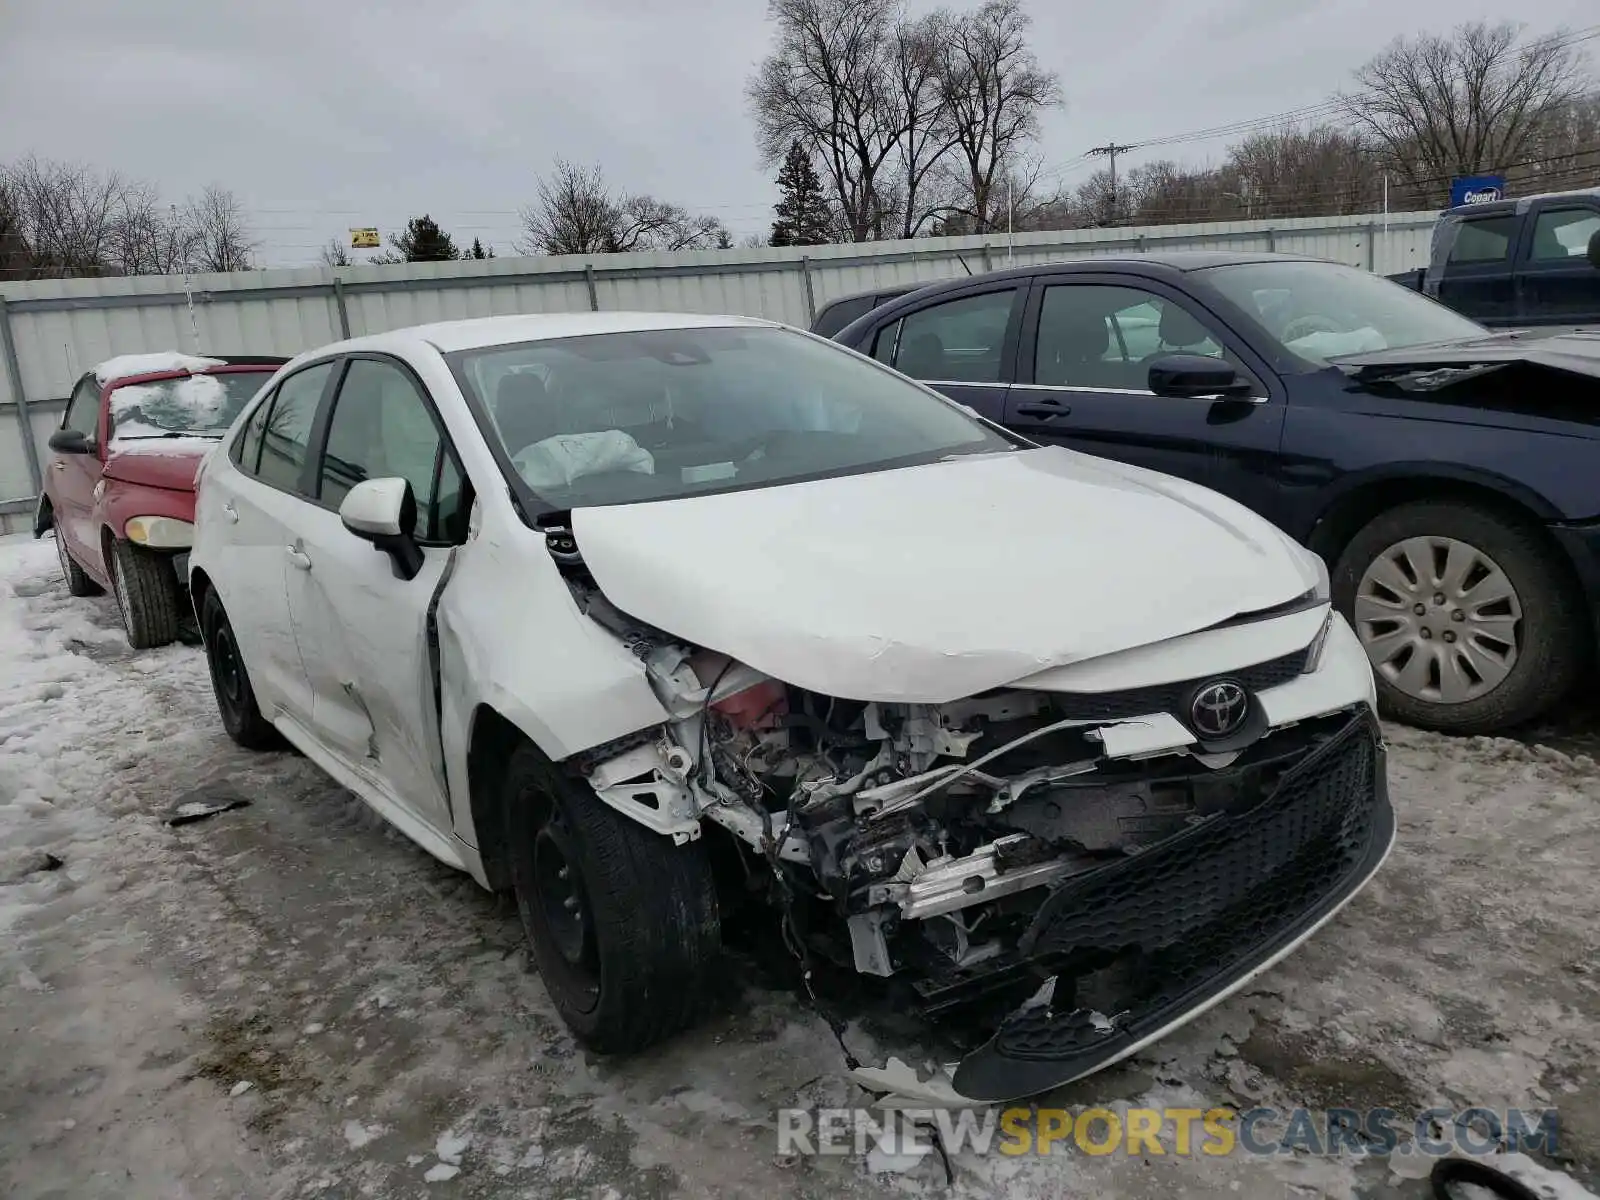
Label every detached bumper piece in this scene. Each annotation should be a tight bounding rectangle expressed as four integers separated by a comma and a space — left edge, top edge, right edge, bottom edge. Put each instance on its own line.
951, 709, 1391, 1102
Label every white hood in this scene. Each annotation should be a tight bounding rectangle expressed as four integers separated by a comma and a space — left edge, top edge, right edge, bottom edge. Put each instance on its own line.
570, 447, 1319, 703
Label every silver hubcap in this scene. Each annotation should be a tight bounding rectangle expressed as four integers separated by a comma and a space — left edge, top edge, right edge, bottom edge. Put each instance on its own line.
55, 531, 71, 578
1354, 536, 1521, 705
111, 552, 133, 631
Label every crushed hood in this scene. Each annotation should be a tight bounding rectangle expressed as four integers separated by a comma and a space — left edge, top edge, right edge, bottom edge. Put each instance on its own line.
570, 447, 1319, 703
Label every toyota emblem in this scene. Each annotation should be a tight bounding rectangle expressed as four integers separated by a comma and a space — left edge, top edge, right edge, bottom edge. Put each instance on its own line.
1190, 681, 1249, 738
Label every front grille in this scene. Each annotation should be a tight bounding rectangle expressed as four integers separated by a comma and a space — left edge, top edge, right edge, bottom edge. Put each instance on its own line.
1047, 646, 1309, 722
998, 712, 1379, 1062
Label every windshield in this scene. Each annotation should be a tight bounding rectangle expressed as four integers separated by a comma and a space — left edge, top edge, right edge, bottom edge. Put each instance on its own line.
109, 371, 271, 440
449, 325, 1015, 509
1200, 260, 1487, 366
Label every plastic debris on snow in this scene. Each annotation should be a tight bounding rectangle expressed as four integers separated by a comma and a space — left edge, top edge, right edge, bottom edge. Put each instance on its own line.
94, 352, 225, 386
848, 1056, 976, 1110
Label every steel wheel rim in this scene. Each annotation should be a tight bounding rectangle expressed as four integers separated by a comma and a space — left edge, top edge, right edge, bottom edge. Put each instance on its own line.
212, 624, 247, 710
531, 814, 599, 1003
1353, 535, 1522, 705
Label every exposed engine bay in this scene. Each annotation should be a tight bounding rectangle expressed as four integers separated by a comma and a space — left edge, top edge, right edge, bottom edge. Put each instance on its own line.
541, 517, 1392, 1101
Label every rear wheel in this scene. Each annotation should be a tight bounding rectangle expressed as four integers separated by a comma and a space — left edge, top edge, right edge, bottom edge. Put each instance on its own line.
503, 742, 720, 1053
108, 539, 182, 649
200, 587, 280, 750
1333, 499, 1586, 733
55, 527, 101, 597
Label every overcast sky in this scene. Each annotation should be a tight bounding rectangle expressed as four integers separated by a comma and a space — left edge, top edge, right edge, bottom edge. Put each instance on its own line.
2, 0, 1595, 267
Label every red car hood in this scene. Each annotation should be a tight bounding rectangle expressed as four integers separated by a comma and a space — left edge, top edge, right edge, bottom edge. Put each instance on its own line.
102, 437, 220, 492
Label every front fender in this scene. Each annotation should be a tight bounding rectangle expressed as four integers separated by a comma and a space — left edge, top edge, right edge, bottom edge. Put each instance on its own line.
100, 480, 197, 545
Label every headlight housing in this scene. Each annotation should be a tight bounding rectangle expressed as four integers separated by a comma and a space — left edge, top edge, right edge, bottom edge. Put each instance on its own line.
1301, 549, 1334, 673
124, 516, 194, 549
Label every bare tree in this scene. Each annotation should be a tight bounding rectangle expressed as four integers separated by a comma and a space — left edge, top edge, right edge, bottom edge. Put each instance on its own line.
936, 0, 1061, 233
517, 160, 728, 254
106, 184, 195, 275
890, 9, 959, 237
747, 0, 908, 242
0, 178, 34, 279
1, 155, 134, 276
319, 238, 352, 268
1224, 126, 1384, 218
1344, 21, 1589, 207
182, 185, 258, 272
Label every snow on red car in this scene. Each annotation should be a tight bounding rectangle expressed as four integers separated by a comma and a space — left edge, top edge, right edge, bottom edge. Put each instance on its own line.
34, 352, 287, 647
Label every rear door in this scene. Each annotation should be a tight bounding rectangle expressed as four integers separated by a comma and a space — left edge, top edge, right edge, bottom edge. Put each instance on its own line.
1005, 277, 1288, 517
283, 353, 471, 835
860, 283, 1024, 423
1433, 213, 1519, 323
48, 375, 107, 573
1516, 202, 1600, 326
203, 359, 338, 723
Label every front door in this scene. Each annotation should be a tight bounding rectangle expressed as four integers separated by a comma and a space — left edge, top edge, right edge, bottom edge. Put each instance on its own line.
204, 359, 338, 723
1005, 278, 1287, 518
49, 375, 107, 575
863, 284, 1024, 424
1434, 213, 1519, 324
1516, 204, 1600, 326
284, 355, 471, 835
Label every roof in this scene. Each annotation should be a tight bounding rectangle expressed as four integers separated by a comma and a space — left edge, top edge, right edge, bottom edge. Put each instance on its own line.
92, 352, 289, 387
340, 311, 779, 357
1443, 187, 1600, 218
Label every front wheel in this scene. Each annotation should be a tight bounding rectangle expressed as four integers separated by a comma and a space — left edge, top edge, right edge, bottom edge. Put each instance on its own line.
107, 538, 182, 649
504, 743, 720, 1054
1333, 500, 1587, 733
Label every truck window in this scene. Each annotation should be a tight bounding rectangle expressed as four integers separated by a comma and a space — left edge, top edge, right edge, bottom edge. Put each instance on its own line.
1447, 216, 1517, 264
1529, 209, 1600, 261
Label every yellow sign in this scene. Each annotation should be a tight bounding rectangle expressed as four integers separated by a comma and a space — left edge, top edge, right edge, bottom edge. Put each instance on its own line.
350, 228, 380, 249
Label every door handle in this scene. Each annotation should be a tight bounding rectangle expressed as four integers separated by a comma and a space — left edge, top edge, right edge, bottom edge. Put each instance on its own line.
222, 502, 239, 524
1015, 401, 1072, 419
285, 546, 312, 571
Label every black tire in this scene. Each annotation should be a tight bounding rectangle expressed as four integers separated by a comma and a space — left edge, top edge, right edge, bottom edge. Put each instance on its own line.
54, 526, 102, 597
1332, 499, 1587, 733
107, 538, 182, 649
503, 742, 720, 1054
199, 587, 281, 750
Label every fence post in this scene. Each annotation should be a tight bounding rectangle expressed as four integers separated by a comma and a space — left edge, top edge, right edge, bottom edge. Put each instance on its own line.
584, 264, 600, 311
332, 276, 351, 339
980, 243, 994, 272
1365, 223, 1376, 272
0, 295, 43, 499
1266, 228, 1276, 252
800, 256, 818, 322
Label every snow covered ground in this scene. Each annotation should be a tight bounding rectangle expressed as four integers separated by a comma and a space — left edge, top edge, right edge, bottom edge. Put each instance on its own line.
2, 530, 1599, 1200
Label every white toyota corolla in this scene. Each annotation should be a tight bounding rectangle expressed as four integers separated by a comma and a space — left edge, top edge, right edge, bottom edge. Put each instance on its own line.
189, 312, 1392, 1102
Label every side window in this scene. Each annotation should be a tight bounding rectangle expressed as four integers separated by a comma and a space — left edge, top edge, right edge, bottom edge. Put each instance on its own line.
1447, 216, 1517, 265
880, 289, 1018, 383
1529, 209, 1600, 262
1035, 285, 1236, 391
62, 376, 100, 437
231, 394, 272, 474
255, 361, 334, 494
318, 358, 465, 542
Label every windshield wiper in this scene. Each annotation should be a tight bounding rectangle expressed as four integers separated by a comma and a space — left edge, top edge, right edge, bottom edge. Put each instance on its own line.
115, 430, 224, 440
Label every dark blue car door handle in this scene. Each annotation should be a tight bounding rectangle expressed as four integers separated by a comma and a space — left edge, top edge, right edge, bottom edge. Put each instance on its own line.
1015, 399, 1071, 419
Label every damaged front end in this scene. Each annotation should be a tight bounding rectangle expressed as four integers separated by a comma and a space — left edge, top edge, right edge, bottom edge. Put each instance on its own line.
548, 518, 1392, 1104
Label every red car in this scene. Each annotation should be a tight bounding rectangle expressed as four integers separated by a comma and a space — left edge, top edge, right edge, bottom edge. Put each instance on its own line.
34, 353, 287, 648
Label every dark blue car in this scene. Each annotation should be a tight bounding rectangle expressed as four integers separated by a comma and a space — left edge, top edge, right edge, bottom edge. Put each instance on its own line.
832, 252, 1600, 734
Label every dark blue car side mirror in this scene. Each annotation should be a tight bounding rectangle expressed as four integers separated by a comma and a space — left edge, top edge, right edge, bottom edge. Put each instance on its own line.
1147, 354, 1254, 400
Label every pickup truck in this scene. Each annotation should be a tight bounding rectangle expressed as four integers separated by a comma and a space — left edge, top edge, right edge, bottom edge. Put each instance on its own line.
1387, 187, 1600, 327
829, 250, 1600, 736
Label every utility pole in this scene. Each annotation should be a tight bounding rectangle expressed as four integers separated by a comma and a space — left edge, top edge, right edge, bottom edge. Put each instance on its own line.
1086, 142, 1137, 225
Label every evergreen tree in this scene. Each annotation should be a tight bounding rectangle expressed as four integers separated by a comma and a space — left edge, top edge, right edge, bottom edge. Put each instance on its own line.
469, 237, 495, 259
387, 214, 460, 262
769, 142, 831, 247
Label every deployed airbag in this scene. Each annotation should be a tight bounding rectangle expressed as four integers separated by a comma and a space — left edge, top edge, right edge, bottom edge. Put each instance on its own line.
513, 431, 654, 489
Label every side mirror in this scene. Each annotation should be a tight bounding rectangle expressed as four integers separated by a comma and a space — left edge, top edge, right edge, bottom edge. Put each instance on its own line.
340, 477, 425, 581
1587, 228, 1600, 270
48, 428, 94, 455
1147, 354, 1254, 400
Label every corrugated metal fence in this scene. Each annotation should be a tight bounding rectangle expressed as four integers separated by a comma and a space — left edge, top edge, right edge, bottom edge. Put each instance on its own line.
0, 209, 1437, 531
